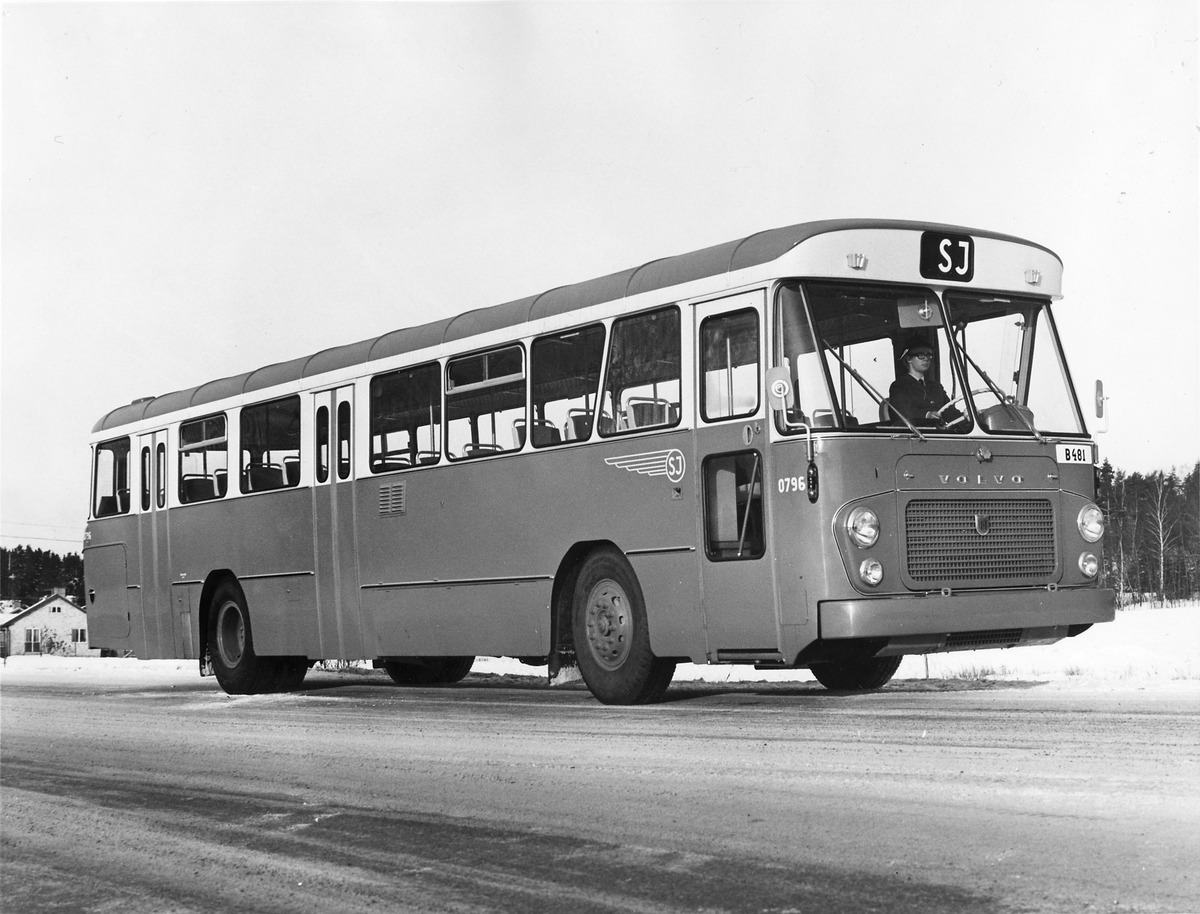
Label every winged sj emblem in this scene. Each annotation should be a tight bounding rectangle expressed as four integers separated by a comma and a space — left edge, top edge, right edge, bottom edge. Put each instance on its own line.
605, 448, 687, 483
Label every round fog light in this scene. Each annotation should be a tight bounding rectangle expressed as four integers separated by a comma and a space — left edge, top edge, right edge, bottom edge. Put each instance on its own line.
1078, 552, 1099, 578
858, 558, 884, 587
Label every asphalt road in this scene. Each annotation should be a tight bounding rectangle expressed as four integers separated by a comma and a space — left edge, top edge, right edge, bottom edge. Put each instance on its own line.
2, 668, 1198, 914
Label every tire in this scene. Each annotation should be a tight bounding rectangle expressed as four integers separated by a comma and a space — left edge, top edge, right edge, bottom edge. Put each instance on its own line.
382, 656, 475, 686
272, 657, 309, 692
208, 579, 276, 695
810, 655, 902, 691
571, 547, 675, 705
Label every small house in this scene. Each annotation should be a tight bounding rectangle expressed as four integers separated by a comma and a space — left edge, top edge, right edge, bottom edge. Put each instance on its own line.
0, 593, 101, 657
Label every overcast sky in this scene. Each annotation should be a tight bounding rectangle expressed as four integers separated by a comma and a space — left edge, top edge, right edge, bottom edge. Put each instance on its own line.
2, 1, 1197, 554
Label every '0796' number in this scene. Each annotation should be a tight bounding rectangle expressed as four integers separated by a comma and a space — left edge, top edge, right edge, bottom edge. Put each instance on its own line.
777, 476, 807, 494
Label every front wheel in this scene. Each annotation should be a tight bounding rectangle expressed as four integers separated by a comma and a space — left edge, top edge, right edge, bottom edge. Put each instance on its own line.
571, 548, 675, 705
810, 655, 901, 691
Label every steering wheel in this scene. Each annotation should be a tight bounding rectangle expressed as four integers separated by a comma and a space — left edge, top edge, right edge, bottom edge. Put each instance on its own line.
939, 387, 994, 413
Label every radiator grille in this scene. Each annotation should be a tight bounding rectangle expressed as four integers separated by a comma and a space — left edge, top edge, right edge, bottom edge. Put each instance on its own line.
905, 498, 1055, 584
378, 481, 406, 517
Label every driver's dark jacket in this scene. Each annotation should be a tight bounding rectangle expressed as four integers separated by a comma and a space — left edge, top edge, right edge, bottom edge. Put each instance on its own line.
887, 374, 962, 423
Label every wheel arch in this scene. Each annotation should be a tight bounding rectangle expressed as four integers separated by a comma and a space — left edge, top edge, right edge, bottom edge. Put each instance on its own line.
550, 540, 621, 657
197, 569, 240, 672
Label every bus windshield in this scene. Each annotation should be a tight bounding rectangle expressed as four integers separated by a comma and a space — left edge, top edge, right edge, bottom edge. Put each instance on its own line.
945, 292, 1086, 437
776, 281, 1086, 437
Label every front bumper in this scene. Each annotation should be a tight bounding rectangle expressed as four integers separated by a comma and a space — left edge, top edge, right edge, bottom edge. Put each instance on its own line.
819, 587, 1115, 641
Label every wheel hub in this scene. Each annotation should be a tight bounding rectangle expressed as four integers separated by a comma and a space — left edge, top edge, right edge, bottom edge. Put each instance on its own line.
584, 579, 631, 671
215, 600, 245, 667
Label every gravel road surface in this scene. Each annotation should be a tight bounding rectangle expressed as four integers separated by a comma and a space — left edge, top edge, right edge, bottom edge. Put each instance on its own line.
3, 668, 1198, 913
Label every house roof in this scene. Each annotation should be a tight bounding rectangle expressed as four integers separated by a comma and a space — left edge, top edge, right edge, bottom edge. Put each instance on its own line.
0, 594, 85, 629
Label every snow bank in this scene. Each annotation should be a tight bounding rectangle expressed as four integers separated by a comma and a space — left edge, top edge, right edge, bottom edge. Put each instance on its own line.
2, 604, 1196, 691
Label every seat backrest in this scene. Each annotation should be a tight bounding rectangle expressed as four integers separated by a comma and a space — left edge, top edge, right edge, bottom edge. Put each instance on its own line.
182, 475, 216, 502
283, 457, 301, 486
245, 463, 286, 491
568, 410, 593, 440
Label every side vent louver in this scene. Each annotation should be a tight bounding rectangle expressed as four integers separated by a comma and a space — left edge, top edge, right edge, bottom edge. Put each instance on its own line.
379, 481, 407, 517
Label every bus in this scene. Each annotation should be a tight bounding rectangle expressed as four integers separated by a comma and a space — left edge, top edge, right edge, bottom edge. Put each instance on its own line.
83, 219, 1115, 704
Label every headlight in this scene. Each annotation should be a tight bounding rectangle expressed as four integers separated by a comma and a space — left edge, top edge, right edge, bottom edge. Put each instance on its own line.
858, 559, 884, 587
1079, 552, 1099, 578
847, 507, 880, 548
1077, 503, 1104, 543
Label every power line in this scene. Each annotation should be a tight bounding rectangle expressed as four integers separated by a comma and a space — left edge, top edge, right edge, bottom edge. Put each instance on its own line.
2, 521, 85, 531
1, 534, 85, 546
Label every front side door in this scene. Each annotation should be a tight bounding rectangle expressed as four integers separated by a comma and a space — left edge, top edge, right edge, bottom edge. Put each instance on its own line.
692, 291, 780, 658
311, 387, 363, 659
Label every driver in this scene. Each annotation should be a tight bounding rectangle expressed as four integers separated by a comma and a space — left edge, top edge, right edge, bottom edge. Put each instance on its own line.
888, 338, 965, 427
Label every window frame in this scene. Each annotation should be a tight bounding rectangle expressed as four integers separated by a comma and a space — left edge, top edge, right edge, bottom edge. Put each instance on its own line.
239, 396, 303, 495
529, 323, 607, 449
177, 413, 228, 504
444, 343, 527, 461
369, 361, 443, 473
598, 305, 684, 438
92, 436, 132, 518
699, 307, 761, 424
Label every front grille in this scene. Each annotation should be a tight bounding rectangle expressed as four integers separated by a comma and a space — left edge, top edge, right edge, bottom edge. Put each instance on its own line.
945, 628, 1023, 649
905, 498, 1056, 584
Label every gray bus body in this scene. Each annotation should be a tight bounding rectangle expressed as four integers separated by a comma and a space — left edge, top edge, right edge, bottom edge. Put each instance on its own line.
84, 220, 1115, 702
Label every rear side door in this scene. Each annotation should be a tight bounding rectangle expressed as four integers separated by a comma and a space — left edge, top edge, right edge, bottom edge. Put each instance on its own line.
311, 387, 364, 659
136, 430, 176, 657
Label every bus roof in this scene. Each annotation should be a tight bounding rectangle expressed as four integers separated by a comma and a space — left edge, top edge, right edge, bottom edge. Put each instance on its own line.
92, 219, 1057, 433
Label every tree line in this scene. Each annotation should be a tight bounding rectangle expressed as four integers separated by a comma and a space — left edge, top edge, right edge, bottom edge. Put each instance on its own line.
1, 546, 84, 605
1096, 460, 1199, 606
1, 462, 1197, 609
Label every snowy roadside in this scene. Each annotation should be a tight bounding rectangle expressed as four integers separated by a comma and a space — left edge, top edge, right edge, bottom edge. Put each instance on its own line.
2, 604, 1196, 693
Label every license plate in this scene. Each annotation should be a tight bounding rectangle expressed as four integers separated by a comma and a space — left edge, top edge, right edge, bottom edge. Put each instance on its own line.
1056, 444, 1092, 464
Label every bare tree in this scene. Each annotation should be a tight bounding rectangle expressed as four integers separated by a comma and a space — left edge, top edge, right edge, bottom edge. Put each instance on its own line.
1145, 470, 1182, 606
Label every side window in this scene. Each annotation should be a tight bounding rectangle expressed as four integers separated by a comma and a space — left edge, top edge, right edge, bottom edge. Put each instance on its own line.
337, 401, 352, 480
240, 397, 302, 493
599, 307, 682, 436
178, 414, 228, 503
370, 363, 442, 471
530, 324, 605, 446
156, 443, 166, 508
702, 451, 765, 560
775, 284, 837, 430
140, 446, 152, 511
93, 437, 131, 517
700, 309, 759, 422
315, 406, 330, 483
446, 345, 525, 460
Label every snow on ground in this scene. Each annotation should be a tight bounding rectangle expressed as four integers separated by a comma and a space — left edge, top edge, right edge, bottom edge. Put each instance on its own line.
2, 604, 1197, 692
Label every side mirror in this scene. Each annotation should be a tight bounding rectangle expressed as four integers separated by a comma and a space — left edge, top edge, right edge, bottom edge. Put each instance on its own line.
1093, 379, 1109, 435
765, 367, 795, 412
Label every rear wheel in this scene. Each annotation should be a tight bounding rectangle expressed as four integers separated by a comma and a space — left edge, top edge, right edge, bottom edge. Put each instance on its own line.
207, 579, 307, 694
571, 548, 675, 705
382, 656, 475, 685
810, 655, 901, 691
208, 580, 271, 694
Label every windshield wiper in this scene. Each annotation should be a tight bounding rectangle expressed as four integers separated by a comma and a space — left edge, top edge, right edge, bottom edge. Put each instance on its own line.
820, 344, 926, 441
954, 336, 1046, 443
